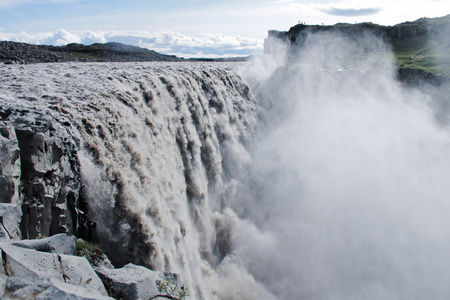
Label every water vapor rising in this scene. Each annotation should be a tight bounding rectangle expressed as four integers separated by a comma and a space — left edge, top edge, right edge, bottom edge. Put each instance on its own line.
236, 32, 450, 299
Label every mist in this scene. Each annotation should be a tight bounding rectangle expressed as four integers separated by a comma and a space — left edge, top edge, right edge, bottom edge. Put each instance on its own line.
223, 32, 450, 299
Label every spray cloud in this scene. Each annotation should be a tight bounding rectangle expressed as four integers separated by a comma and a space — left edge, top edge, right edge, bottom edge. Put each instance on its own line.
229, 30, 450, 299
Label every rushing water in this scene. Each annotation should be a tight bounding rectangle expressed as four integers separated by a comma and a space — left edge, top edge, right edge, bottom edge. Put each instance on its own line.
0, 61, 258, 299
1, 31, 450, 299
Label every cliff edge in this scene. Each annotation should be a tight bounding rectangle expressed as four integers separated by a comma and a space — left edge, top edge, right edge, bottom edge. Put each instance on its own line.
265, 14, 450, 83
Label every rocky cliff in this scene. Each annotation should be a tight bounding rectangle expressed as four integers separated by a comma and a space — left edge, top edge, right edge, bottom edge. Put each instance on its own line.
0, 106, 92, 240
264, 14, 450, 84
265, 15, 450, 51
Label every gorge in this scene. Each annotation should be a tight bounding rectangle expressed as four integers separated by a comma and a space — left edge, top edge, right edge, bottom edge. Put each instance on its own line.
1, 15, 450, 299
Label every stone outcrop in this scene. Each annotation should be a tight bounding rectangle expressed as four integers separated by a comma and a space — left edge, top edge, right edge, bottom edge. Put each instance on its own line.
96, 264, 183, 300
0, 106, 91, 240
11, 233, 76, 255
0, 242, 108, 294
264, 15, 450, 86
0, 234, 183, 299
264, 14, 450, 52
0, 203, 22, 240
0, 122, 21, 204
397, 67, 450, 86
0, 275, 113, 300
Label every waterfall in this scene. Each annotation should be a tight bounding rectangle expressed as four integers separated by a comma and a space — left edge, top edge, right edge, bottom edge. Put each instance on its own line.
2, 30, 450, 299
0, 62, 258, 299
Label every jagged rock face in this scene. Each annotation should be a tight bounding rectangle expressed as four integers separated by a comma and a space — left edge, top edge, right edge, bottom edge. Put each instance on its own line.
0, 107, 90, 239
0, 204, 22, 240
397, 67, 450, 86
0, 242, 108, 294
95, 263, 178, 300
0, 122, 21, 204
264, 14, 450, 54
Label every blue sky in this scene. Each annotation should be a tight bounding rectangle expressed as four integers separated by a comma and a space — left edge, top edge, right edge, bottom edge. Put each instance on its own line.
0, 0, 448, 57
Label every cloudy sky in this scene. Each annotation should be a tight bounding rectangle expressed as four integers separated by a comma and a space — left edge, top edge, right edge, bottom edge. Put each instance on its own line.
0, 0, 448, 57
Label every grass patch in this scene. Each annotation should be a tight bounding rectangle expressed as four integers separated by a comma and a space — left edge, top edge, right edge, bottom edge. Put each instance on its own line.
391, 31, 450, 76
75, 239, 106, 266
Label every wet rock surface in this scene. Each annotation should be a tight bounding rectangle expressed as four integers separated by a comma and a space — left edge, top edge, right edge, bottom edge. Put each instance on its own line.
0, 107, 91, 240
0, 203, 22, 240
96, 263, 184, 300
0, 242, 108, 295
0, 275, 113, 300
0, 235, 182, 299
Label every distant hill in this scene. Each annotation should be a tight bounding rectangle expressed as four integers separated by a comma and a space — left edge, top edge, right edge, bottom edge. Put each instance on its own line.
0, 41, 180, 64
266, 15, 450, 80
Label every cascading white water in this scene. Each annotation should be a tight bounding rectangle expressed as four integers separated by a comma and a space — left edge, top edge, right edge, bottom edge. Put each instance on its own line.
0, 62, 258, 299
1, 31, 450, 299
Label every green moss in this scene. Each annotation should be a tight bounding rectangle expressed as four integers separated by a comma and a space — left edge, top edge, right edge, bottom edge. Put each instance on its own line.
155, 278, 189, 299
75, 239, 105, 266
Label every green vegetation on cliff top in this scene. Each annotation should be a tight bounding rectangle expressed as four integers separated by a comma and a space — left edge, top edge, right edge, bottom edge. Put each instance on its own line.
374, 16, 449, 77
284, 15, 450, 77
393, 35, 450, 77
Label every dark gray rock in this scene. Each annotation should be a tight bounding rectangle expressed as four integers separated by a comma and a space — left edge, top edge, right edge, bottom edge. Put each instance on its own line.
0, 203, 22, 240
0, 41, 180, 64
11, 233, 76, 255
95, 263, 182, 300
266, 15, 450, 52
0, 242, 108, 295
0, 41, 65, 64
2, 275, 113, 299
0, 107, 92, 241
0, 122, 21, 204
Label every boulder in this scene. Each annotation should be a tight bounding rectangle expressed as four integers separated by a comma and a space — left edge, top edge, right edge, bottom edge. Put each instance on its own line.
0, 203, 22, 240
0, 242, 108, 295
2, 275, 113, 299
11, 233, 76, 255
95, 263, 183, 300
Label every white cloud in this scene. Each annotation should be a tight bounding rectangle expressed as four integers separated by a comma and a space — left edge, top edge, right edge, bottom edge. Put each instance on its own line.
0, 29, 81, 45
43, 29, 82, 45
0, 29, 264, 58
106, 31, 264, 58
81, 31, 107, 45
